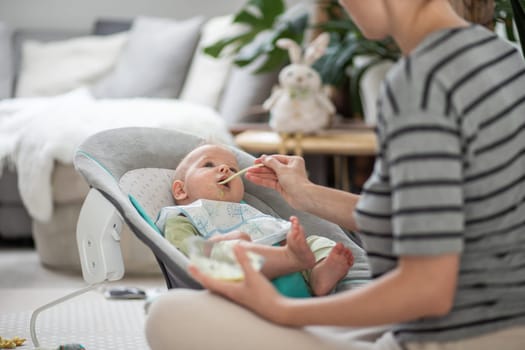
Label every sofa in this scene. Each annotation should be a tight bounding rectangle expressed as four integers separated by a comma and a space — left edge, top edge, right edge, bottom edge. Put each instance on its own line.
0, 15, 279, 274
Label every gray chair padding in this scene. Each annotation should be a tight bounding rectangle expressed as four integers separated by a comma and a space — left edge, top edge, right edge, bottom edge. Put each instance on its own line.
74, 127, 370, 289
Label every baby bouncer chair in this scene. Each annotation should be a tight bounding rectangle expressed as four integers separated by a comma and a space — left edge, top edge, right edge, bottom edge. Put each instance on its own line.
73, 127, 370, 290
30, 127, 370, 348
31, 127, 369, 349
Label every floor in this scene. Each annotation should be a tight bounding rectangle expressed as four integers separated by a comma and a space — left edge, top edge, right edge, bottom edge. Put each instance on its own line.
0, 240, 166, 349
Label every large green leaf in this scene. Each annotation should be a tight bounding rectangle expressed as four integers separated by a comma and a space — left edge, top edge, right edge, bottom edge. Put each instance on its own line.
233, 0, 285, 28
314, 18, 361, 37
203, 0, 308, 73
203, 0, 285, 59
252, 49, 289, 74
203, 32, 255, 58
234, 30, 274, 66
496, 0, 517, 41
233, 11, 308, 71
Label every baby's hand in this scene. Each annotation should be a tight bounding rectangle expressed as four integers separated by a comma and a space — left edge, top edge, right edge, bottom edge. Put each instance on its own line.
209, 231, 252, 242
188, 237, 264, 281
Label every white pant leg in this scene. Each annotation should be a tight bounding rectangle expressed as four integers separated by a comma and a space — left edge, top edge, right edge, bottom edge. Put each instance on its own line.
145, 289, 402, 350
405, 325, 525, 350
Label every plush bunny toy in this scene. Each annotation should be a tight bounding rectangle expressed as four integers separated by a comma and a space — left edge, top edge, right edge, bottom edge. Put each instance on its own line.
263, 33, 335, 140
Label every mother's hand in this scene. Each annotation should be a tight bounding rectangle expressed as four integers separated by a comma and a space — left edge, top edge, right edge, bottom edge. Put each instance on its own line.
245, 154, 311, 211
188, 244, 288, 324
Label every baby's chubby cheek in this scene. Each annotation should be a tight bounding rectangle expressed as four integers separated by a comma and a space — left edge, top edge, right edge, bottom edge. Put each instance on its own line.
200, 182, 225, 200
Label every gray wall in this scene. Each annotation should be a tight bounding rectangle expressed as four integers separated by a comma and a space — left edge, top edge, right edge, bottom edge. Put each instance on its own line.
0, 0, 303, 31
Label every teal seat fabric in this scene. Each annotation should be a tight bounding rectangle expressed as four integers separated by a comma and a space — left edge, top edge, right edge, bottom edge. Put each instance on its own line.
272, 273, 311, 298
128, 194, 162, 234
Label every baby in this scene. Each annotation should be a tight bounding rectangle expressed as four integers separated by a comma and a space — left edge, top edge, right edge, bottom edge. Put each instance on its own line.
162, 143, 354, 296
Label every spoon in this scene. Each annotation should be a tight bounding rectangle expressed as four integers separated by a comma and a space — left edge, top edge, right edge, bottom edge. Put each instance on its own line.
218, 163, 264, 185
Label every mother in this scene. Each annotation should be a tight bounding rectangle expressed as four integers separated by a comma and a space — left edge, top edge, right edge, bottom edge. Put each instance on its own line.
146, 0, 525, 349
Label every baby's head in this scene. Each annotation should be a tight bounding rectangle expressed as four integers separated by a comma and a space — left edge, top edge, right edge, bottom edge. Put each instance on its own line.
171, 144, 245, 205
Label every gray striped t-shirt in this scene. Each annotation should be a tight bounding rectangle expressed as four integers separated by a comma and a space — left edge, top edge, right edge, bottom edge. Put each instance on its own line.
354, 24, 525, 343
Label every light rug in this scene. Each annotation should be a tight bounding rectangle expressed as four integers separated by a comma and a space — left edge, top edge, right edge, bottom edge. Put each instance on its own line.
0, 290, 150, 349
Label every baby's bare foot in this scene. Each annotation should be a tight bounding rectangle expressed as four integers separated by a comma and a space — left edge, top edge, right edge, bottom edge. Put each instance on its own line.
310, 243, 354, 296
285, 216, 316, 271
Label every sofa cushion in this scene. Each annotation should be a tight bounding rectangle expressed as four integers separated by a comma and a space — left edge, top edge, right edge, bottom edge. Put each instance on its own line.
93, 19, 132, 36
91, 16, 204, 99
15, 32, 128, 97
11, 29, 88, 95
0, 22, 13, 99
218, 62, 279, 125
119, 168, 175, 220
179, 15, 244, 109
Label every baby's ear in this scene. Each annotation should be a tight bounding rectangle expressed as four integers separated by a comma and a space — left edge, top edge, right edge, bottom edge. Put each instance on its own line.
171, 180, 188, 201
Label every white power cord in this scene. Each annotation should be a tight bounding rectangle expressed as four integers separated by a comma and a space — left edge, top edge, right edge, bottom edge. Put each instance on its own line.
30, 283, 102, 349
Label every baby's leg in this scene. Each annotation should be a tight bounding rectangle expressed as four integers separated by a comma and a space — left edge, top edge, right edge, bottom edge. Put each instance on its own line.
240, 216, 315, 279
284, 216, 316, 270
309, 243, 354, 296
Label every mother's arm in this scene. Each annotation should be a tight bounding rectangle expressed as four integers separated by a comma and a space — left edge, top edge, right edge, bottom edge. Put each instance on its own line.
296, 182, 360, 231
246, 154, 361, 231
190, 245, 459, 327
279, 254, 459, 327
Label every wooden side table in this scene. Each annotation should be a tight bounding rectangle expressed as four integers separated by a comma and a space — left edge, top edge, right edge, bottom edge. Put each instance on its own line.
234, 129, 377, 191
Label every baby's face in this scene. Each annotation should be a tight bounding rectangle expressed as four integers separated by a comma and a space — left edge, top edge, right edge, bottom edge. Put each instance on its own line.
181, 145, 244, 203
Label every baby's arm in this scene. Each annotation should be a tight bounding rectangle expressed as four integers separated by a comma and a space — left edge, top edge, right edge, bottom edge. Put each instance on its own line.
208, 231, 252, 243
165, 216, 253, 257
164, 215, 200, 256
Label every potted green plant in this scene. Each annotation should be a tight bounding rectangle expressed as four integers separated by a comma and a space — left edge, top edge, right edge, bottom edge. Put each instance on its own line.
295, 0, 525, 120
204, 0, 401, 120
205, 0, 525, 121
311, 0, 401, 120
203, 0, 308, 73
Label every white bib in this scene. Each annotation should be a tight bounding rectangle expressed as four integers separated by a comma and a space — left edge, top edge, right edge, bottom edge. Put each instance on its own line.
156, 199, 290, 245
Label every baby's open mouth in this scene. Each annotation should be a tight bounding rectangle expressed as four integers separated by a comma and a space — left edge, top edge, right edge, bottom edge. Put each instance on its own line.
218, 176, 230, 188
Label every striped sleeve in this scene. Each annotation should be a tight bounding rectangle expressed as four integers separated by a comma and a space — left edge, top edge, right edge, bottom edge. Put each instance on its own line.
384, 115, 464, 255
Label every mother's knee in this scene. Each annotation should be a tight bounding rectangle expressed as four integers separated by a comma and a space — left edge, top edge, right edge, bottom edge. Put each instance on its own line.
145, 289, 211, 349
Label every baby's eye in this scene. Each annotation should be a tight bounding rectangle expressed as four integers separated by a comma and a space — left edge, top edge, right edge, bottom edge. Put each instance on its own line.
230, 167, 238, 173
203, 161, 214, 168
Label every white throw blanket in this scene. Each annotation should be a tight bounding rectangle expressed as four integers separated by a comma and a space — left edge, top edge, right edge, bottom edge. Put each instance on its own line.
0, 88, 234, 222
